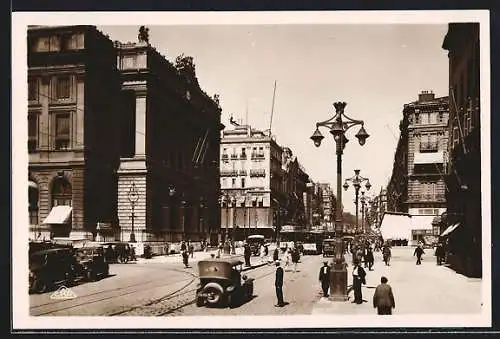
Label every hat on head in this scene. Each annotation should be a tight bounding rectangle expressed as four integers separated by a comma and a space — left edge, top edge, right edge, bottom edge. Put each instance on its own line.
275, 260, 281, 266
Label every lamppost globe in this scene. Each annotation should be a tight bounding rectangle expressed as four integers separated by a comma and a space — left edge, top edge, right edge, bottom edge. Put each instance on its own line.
310, 128, 324, 147
365, 181, 372, 191
355, 125, 370, 146
343, 182, 349, 191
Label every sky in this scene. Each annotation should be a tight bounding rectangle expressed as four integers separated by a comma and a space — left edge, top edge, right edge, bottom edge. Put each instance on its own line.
97, 24, 449, 214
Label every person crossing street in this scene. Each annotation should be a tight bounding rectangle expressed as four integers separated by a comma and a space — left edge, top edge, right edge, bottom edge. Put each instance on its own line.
318, 261, 330, 298
414, 245, 425, 265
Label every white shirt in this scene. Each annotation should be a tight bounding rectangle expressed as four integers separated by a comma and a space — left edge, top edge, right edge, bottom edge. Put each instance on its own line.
323, 267, 328, 275
353, 266, 359, 276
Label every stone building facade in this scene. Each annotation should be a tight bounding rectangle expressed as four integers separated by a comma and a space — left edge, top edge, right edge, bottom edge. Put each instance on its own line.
219, 124, 284, 240
442, 23, 481, 277
115, 38, 222, 243
28, 25, 122, 240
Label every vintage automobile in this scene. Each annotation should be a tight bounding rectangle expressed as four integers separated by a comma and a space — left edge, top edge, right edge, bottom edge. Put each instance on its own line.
196, 258, 254, 308
103, 242, 132, 263
29, 248, 76, 294
74, 246, 109, 281
246, 235, 265, 256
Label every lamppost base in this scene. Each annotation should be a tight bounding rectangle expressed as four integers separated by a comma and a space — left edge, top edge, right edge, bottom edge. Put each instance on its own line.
328, 261, 349, 302
129, 233, 136, 243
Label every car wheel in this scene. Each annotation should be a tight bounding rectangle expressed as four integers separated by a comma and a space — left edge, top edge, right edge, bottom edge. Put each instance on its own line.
203, 284, 224, 307
35, 279, 48, 294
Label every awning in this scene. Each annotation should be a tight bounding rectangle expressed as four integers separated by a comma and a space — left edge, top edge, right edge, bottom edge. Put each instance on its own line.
29, 180, 38, 189
380, 213, 412, 240
440, 223, 460, 237
414, 151, 444, 164
42, 205, 72, 224
410, 215, 435, 231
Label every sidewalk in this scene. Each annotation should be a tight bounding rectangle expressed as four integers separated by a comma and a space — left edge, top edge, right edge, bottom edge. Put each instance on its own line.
312, 247, 483, 315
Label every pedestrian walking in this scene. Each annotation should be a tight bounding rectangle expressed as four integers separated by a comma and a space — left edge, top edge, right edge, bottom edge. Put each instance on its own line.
318, 261, 330, 297
284, 248, 291, 270
382, 245, 391, 266
273, 247, 279, 262
244, 243, 252, 267
373, 276, 395, 315
435, 243, 445, 265
291, 247, 300, 273
180, 241, 187, 252
274, 260, 285, 307
351, 259, 366, 304
260, 244, 266, 263
366, 247, 374, 271
414, 245, 425, 265
182, 250, 189, 268
188, 242, 194, 258
217, 242, 223, 258
129, 244, 137, 261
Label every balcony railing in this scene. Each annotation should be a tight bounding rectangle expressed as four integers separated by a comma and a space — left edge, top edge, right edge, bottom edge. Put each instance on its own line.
221, 154, 228, 160
239, 169, 247, 176
240, 153, 247, 160
419, 142, 439, 152
251, 152, 265, 160
230, 154, 238, 159
220, 169, 238, 177
250, 169, 266, 177
408, 193, 445, 202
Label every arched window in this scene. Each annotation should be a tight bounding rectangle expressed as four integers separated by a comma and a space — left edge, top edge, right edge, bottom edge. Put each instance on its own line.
28, 181, 38, 225
52, 177, 72, 207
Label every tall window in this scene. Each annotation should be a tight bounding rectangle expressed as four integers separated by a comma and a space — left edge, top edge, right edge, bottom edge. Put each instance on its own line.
54, 112, 70, 150
56, 76, 71, 99
60, 33, 73, 51
52, 177, 72, 207
232, 178, 236, 188
28, 114, 38, 152
241, 177, 246, 188
29, 184, 38, 225
415, 113, 420, 124
222, 178, 227, 188
28, 78, 38, 101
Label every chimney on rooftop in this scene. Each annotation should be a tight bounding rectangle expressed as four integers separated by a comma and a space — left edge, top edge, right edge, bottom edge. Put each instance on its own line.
418, 90, 435, 102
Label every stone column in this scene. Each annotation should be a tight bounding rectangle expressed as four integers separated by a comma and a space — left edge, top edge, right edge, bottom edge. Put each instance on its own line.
117, 84, 148, 242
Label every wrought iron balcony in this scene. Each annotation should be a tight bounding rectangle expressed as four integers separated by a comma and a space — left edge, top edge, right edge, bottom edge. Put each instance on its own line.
220, 169, 238, 177
419, 142, 439, 152
250, 169, 266, 177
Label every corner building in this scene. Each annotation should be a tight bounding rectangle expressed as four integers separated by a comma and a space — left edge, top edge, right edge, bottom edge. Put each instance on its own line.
27, 26, 122, 240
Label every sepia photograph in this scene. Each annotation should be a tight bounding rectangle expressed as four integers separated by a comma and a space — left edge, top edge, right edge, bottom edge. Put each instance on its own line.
11, 10, 491, 330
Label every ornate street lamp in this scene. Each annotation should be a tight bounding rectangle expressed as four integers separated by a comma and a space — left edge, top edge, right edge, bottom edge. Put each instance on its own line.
310, 101, 369, 302
344, 169, 371, 234
127, 182, 139, 243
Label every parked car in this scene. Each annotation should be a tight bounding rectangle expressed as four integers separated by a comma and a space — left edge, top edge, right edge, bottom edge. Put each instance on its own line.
29, 248, 76, 294
74, 246, 109, 281
196, 258, 254, 308
103, 242, 131, 263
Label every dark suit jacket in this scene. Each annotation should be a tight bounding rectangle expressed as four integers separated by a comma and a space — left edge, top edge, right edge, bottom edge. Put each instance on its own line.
319, 265, 330, 283
373, 283, 395, 308
275, 267, 284, 287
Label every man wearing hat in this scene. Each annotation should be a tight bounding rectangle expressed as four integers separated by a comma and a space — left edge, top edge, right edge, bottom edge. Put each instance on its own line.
318, 261, 331, 297
274, 260, 285, 307
351, 258, 366, 304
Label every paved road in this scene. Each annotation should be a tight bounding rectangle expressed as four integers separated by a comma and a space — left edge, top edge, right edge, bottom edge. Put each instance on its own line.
29, 246, 483, 317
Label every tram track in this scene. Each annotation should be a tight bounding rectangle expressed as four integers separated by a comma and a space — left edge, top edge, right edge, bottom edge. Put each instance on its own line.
110, 261, 280, 317
30, 265, 198, 316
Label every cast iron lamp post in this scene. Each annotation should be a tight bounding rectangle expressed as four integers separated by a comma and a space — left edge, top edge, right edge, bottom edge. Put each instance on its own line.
128, 182, 139, 243
310, 101, 369, 301
344, 169, 371, 234
360, 191, 367, 234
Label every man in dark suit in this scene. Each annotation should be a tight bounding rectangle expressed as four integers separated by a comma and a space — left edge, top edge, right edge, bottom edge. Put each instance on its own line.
351, 259, 366, 304
414, 245, 425, 265
244, 243, 252, 267
274, 260, 285, 307
318, 261, 330, 297
373, 276, 395, 314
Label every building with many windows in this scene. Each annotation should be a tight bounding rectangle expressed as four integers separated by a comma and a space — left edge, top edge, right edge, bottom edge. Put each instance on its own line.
28, 26, 222, 244
115, 35, 222, 244
219, 124, 284, 240
28, 25, 123, 240
442, 23, 481, 277
315, 183, 335, 231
